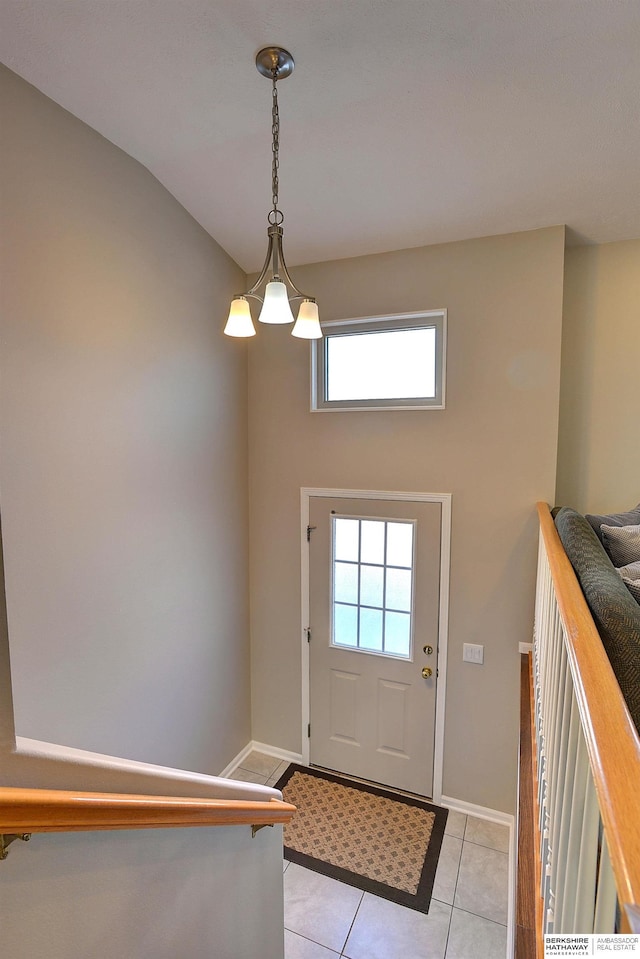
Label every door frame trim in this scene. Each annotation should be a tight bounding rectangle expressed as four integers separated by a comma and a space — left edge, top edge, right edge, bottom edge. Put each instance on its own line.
300, 487, 452, 804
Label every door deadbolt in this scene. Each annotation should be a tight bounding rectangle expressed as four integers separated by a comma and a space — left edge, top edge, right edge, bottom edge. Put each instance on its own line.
421, 666, 433, 679
423, 645, 433, 655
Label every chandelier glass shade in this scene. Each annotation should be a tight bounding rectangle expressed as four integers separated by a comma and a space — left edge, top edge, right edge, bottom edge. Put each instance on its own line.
223, 47, 321, 341
258, 280, 295, 324
224, 296, 256, 337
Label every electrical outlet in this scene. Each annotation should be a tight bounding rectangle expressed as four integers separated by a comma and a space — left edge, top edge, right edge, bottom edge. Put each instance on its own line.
463, 643, 484, 664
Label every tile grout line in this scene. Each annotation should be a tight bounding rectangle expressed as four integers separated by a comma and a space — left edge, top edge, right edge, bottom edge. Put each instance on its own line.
447, 904, 508, 928
450, 830, 465, 909
338, 889, 365, 959
284, 928, 341, 956
442, 832, 466, 956
441, 899, 455, 959
462, 838, 510, 854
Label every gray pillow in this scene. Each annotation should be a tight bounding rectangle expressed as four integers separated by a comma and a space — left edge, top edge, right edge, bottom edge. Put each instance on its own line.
617, 561, 640, 605
602, 524, 640, 567
585, 503, 640, 544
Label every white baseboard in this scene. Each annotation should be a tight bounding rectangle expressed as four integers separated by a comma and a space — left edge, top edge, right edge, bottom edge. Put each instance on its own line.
218, 742, 255, 779
519, 642, 533, 654
220, 740, 303, 778
440, 794, 514, 827
250, 741, 304, 765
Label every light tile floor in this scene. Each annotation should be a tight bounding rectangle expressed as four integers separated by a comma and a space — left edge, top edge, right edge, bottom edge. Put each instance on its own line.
229, 752, 510, 959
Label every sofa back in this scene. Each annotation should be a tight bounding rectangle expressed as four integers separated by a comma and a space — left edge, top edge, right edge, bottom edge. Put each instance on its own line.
555, 507, 640, 734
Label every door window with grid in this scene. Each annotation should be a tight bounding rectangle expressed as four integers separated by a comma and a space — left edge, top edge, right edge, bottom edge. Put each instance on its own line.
331, 515, 415, 659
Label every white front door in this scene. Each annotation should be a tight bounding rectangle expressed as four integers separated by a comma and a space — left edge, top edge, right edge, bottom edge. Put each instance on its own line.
308, 496, 442, 797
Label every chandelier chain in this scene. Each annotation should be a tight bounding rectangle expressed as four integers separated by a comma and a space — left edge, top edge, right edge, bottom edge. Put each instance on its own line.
271, 72, 280, 219
223, 47, 321, 338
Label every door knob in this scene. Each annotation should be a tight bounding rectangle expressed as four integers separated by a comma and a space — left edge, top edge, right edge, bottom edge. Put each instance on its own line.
423, 645, 433, 655
421, 666, 433, 679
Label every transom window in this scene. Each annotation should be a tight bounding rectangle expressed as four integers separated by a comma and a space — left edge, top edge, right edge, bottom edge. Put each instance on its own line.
312, 310, 446, 412
331, 516, 415, 659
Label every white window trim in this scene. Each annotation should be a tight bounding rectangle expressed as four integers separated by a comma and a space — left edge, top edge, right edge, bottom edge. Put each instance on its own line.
311, 309, 447, 412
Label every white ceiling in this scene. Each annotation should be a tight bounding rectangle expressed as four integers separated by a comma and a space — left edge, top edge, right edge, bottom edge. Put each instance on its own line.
2, 0, 640, 272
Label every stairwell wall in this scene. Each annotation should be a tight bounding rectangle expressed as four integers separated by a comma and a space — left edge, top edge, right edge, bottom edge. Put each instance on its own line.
0, 64, 251, 775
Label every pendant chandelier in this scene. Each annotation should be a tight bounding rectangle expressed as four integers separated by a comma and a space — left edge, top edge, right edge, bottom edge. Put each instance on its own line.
224, 47, 321, 340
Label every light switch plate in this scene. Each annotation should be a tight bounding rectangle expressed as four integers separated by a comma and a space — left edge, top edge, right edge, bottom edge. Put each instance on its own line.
463, 643, 484, 664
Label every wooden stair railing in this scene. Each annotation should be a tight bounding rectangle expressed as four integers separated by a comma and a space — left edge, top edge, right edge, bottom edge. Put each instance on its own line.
0, 785, 295, 849
520, 504, 640, 951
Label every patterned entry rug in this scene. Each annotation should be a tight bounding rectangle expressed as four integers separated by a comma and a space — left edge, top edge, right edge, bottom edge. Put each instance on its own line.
274, 764, 448, 914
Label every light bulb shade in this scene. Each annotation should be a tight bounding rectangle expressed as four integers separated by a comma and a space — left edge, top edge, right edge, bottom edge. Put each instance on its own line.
224, 297, 256, 337
258, 281, 295, 324
292, 299, 322, 339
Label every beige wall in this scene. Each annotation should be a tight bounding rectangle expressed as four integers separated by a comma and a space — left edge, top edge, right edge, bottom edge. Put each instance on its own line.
0, 520, 16, 751
248, 226, 565, 813
556, 240, 640, 514
0, 65, 251, 774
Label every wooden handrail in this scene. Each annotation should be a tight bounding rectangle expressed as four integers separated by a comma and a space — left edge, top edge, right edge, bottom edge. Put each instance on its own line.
537, 503, 640, 927
0, 786, 295, 833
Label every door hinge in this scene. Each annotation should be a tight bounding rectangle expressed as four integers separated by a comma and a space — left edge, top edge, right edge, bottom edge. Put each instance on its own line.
307, 723, 311, 738
306, 525, 316, 542
305, 627, 311, 643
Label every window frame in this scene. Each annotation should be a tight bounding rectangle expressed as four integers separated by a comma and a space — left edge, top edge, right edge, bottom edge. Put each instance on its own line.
311, 310, 447, 412
330, 513, 417, 662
